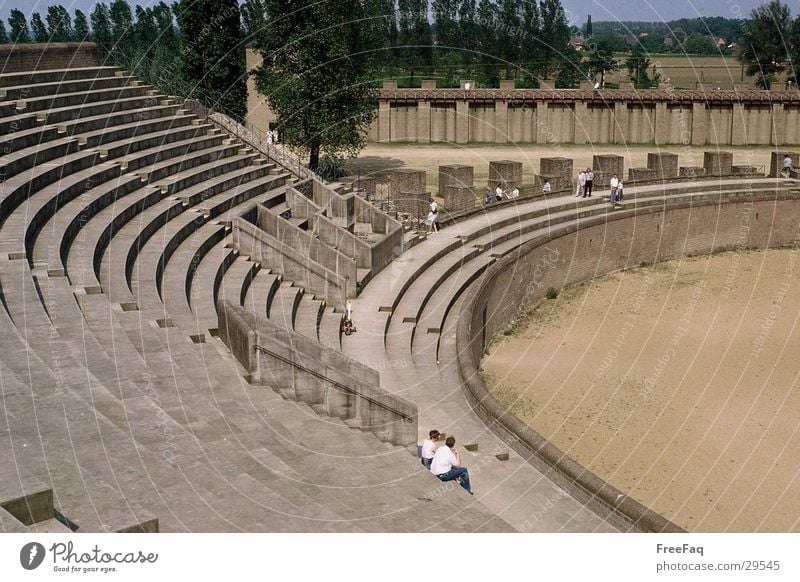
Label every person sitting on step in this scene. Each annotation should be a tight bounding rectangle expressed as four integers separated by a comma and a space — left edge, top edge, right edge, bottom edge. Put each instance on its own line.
430, 436, 473, 494
420, 429, 440, 469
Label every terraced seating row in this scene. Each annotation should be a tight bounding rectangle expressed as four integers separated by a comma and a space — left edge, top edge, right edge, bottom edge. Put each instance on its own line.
1, 65, 507, 532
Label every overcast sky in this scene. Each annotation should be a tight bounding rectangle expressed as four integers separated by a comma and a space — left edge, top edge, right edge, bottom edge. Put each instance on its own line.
0, 1, 778, 27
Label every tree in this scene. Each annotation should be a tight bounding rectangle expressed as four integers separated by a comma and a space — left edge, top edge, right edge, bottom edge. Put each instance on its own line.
475, 0, 499, 86
585, 32, 620, 86
91, 4, 113, 60
681, 32, 716, 55
538, 0, 570, 80
556, 44, 585, 88
519, 1, 541, 84
174, 0, 247, 120
398, 0, 433, 78
241, 0, 268, 44
433, 0, 459, 49
109, 0, 134, 58
30, 13, 48, 42
789, 16, 800, 86
8, 9, 30, 43
457, 0, 477, 70
251, 0, 379, 169
46, 5, 73, 42
739, 0, 792, 89
626, 45, 661, 88
497, 0, 521, 77
585, 14, 592, 38
0, 20, 7, 44
73, 10, 90, 42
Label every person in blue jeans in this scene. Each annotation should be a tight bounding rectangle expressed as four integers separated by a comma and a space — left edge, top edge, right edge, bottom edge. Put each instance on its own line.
430, 436, 472, 494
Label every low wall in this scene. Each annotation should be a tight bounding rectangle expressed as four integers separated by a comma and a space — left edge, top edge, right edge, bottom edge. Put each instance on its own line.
456, 189, 800, 532
218, 300, 417, 447
233, 212, 353, 309
0, 42, 98, 73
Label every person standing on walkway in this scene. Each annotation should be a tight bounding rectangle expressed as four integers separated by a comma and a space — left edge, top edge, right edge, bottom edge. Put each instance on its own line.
584, 168, 594, 197
420, 430, 440, 469
783, 155, 793, 177
542, 180, 551, 195
426, 199, 438, 234
609, 174, 619, 203
430, 436, 472, 494
577, 170, 586, 197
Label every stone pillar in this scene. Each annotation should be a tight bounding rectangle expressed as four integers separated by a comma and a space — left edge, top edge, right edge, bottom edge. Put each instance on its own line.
456, 100, 470, 144
592, 154, 624, 183
488, 160, 523, 190
703, 151, 733, 177
613, 102, 629, 145
535, 103, 550, 144
390, 168, 426, 200
574, 101, 589, 145
417, 101, 431, 144
444, 186, 477, 212
421, 79, 437, 89
773, 103, 788, 146
378, 101, 391, 143
540, 157, 573, 181
499, 80, 515, 90
646, 153, 679, 179
769, 151, 800, 177
438, 164, 474, 197
691, 102, 708, 146
654, 102, 669, 145
731, 102, 746, 146
395, 190, 430, 216
494, 101, 509, 144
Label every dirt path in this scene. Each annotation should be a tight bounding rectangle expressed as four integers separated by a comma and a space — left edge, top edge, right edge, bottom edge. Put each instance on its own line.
481, 249, 800, 532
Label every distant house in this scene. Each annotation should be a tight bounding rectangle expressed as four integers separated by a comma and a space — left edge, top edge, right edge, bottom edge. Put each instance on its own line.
664, 36, 674, 48
570, 35, 584, 51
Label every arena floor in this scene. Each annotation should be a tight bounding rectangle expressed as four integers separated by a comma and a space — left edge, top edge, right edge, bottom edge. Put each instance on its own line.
481, 249, 800, 532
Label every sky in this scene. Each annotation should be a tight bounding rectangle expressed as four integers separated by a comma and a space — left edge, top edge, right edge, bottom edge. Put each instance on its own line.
0, 0, 777, 27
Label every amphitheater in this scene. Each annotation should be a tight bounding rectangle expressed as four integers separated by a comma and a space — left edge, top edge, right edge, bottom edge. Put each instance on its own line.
1, 42, 799, 534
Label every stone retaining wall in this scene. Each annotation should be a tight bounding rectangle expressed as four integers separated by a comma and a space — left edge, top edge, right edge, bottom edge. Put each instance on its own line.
0, 42, 98, 73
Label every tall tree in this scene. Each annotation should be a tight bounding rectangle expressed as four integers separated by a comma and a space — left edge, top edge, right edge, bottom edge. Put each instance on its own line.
497, 0, 521, 77
46, 5, 73, 42
30, 13, 48, 42
585, 32, 620, 86
433, 0, 459, 49
789, 16, 800, 86
519, 0, 541, 84
109, 0, 134, 58
8, 9, 30, 43
626, 44, 661, 88
585, 14, 592, 37
739, 0, 791, 88
475, 0, 499, 86
241, 0, 268, 44
0, 20, 7, 44
73, 10, 90, 42
538, 0, 570, 80
91, 4, 113, 59
251, 0, 379, 169
174, 0, 247, 120
457, 0, 477, 71
398, 0, 433, 78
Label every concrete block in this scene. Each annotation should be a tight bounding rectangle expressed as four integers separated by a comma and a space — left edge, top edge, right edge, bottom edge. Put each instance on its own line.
731, 165, 759, 175
382, 80, 398, 90
444, 185, 477, 213
421, 79, 437, 89
396, 190, 430, 216
390, 168, 426, 200
499, 80, 515, 90
592, 154, 624, 183
703, 151, 733, 176
488, 160, 523, 190
438, 164, 474, 197
628, 167, 658, 182
540, 157, 573, 181
646, 152, 679, 179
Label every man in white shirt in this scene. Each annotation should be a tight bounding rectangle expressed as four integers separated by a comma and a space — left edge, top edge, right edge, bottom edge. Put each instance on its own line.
511, 186, 520, 198
609, 174, 619, 203
420, 429, 440, 469
495, 185, 503, 202
430, 436, 472, 494
577, 171, 586, 197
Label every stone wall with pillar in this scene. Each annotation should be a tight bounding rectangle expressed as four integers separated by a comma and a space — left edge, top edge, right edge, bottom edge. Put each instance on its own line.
390, 169, 426, 200
444, 186, 477, 212
439, 165, 474, 197
592, 154, 624, 183
488, 160, 523, 190
647, 153, 679, 179
540, 158, 573, 181
703, 151, 734, 177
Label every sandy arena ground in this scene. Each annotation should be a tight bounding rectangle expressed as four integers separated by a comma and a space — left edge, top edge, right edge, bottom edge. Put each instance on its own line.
346, 143, 777, 198
481, 249, 800, 532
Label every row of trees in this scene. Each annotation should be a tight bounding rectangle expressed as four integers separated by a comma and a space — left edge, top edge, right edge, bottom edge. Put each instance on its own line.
0, 2, 246, 118
740, 0, 800, 89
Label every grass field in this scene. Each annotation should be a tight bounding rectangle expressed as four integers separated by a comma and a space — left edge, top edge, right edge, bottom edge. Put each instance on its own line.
606, 54, 752, 89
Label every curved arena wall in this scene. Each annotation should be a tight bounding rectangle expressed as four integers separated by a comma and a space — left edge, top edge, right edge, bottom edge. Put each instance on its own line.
456, 191, 800, 532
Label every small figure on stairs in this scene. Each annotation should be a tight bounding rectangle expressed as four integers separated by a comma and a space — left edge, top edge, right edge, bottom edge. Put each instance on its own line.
342, 300, 357, 335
